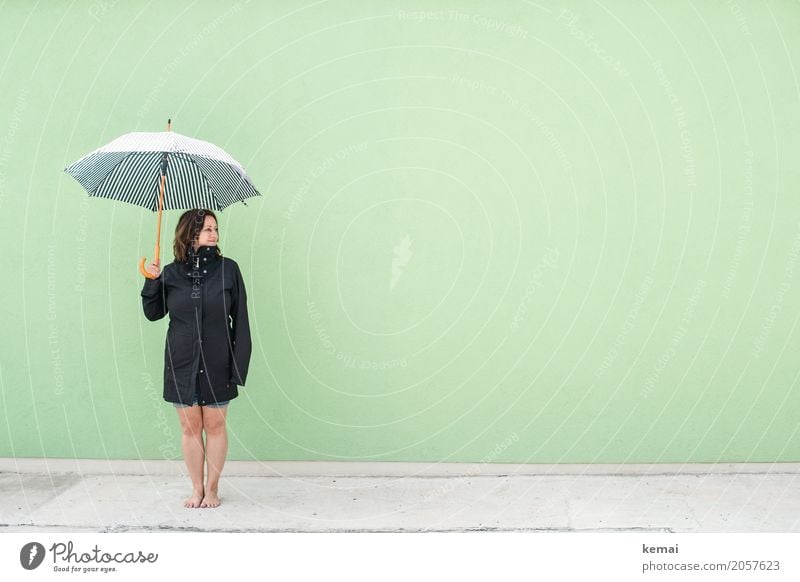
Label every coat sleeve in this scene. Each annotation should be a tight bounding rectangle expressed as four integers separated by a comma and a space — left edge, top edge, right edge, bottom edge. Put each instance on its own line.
229, 261, 252, 386
141, 272, 168, 321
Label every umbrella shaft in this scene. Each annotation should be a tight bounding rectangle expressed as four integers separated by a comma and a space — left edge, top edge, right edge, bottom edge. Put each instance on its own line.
155, 173, 165, 260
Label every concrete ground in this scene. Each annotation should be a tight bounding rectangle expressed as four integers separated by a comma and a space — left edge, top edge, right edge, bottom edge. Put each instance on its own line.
1, 459, 798, 532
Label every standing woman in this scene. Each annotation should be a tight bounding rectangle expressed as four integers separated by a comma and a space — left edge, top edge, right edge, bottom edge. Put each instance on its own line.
141, 208, 252, 508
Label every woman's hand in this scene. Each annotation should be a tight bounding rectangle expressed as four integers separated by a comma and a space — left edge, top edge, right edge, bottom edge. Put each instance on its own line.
145, 260, 161, 277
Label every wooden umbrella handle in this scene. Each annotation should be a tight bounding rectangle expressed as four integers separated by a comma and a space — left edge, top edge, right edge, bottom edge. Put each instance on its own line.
139, 257, 154, 279
139, 255, 160, 279
139, 119, 170, 279
139, 174, 166, 278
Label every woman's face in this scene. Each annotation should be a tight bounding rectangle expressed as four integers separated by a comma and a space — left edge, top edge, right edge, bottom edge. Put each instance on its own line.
193, 215, 218, 249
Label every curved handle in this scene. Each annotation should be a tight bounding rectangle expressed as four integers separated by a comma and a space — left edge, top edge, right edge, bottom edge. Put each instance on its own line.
140, 257, 156, 279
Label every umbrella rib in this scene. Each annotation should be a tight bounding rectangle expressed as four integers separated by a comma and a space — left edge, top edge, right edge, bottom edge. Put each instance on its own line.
90, 149, 139, 198
90, 150, 170, 211
187, 153, 259, 209
180, 153, 220, 211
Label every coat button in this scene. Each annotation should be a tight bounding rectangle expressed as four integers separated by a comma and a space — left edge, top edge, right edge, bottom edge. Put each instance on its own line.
200, 369, 204, 374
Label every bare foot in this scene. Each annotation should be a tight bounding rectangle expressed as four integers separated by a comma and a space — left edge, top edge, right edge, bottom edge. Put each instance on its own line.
200, 489, 221, 508
184, 488, 204, 508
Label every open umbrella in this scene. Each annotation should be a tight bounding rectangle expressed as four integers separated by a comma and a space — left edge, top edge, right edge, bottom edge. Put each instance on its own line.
64, 119, 260, 278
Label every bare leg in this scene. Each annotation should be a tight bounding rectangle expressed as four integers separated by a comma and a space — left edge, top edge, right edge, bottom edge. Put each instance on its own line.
200, 406, 228, 508
177, 406, 205, 508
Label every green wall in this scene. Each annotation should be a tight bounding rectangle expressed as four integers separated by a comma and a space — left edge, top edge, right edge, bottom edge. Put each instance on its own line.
2, 0, 799, 462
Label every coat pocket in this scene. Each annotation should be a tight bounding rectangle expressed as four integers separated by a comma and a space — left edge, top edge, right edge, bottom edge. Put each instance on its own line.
165, 331, 194, 371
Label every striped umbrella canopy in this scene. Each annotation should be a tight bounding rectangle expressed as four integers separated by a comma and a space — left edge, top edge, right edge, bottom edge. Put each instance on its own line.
64, 128, 260, 211
64, 120, 261, 278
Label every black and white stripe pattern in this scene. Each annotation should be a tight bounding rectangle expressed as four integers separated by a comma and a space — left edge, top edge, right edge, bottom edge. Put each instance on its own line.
64, 131, 261, 211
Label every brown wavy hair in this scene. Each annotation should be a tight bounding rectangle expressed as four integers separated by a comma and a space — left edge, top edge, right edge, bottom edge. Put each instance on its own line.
172, 208, 223, 263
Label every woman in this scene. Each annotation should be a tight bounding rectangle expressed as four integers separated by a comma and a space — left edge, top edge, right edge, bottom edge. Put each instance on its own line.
141, 208, 252, 508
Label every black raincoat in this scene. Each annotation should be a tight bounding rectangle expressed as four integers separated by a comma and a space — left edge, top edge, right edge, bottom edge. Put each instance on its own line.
141, 244, 252, 405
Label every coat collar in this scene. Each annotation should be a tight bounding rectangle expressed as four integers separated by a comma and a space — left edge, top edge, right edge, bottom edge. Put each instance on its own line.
180, 244, 222, 277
